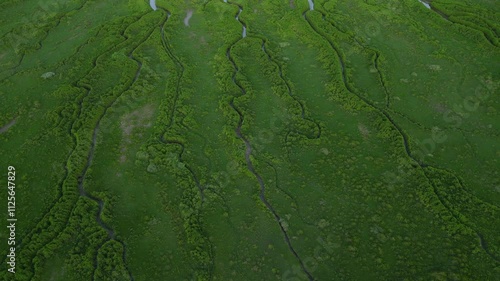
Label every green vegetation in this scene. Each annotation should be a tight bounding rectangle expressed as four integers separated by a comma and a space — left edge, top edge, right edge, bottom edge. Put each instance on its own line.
0, 0, 498, 280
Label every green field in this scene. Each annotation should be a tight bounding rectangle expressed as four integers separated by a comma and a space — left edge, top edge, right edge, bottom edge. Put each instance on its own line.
0, 0, 499, 280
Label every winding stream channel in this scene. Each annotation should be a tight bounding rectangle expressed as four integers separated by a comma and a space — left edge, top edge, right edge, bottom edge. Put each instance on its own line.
420, 1, 498, 48
225, 0, 247, 38
304, 0, 499, 264
159, 10, 206, 202
157, 8, 214, 278
223, 0, 314, 280
260, 41, 321, 137
75, 14, 164, 280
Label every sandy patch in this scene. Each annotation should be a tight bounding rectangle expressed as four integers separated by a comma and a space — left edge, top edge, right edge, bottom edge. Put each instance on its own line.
358, 123, 370, 139
119, 104, 155, 163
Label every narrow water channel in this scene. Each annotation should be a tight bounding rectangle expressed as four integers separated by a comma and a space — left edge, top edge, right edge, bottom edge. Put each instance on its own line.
308, 0, 314, 10
184, 10, 193, 26
225, 0, 246, 38
150, 0, 157, 11
220, 1, 313, 279
236, 8, 247, 38
418, 0, 431, 9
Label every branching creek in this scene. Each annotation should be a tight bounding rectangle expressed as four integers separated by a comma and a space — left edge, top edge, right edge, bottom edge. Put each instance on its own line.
75, 12, 166, 281
419, 0, 498, 48
223, 0, 315, 280
158, 6, 215, 279
0, 0, 90, 82
158, 9, 206, 203
304, 0, 499, 263
16, 1, 497, 279
21, 13, 150, 281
